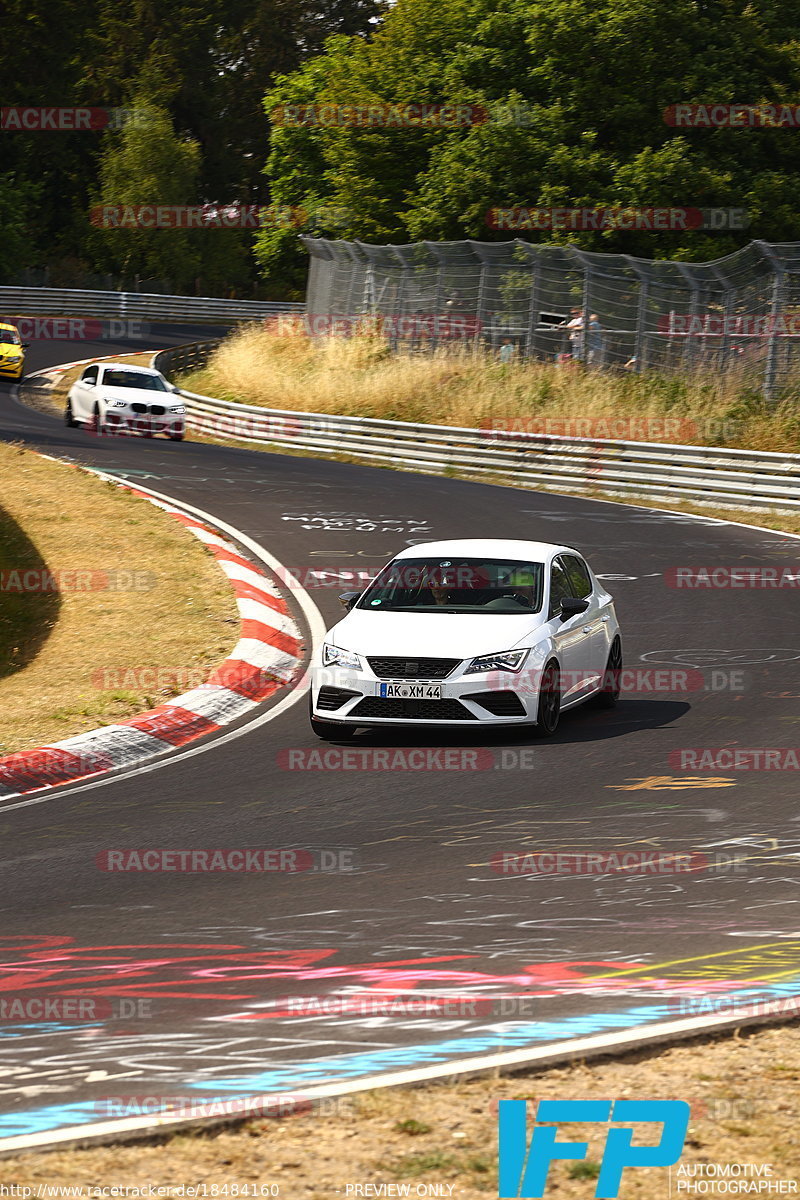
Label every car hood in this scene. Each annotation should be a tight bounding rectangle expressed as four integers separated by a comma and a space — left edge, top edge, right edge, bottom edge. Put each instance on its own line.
327, 609, 547, 658
0, 341, 22, 352
101, 387, 172, 404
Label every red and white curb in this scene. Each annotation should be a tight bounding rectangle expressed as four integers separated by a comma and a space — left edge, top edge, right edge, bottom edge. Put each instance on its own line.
25, 352, 130, 385
0, 479, 307, 801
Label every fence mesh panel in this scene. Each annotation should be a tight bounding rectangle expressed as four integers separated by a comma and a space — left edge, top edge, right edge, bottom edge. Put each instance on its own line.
302, 237, 800, 396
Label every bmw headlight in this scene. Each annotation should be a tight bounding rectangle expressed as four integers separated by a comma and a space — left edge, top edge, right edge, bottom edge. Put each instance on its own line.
169, 404, 185, 414
322, 643, 362, 670
111, 398, 127, 408
464, 649, 528, 674
8, 355, 21, 362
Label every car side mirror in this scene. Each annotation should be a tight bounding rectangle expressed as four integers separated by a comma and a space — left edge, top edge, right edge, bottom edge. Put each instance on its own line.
169, 383, 181, 394
22, 343, 30, 350
84, 378, 94, 386
560, 596, 589, 619
338, 591, 361, 611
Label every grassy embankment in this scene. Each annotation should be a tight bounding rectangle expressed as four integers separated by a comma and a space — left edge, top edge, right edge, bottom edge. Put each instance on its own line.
0, 442, 238, 753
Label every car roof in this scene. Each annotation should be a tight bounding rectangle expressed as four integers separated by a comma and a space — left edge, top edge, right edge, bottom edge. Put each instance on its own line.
98, 363, 159, 374
392, 539, 582, 560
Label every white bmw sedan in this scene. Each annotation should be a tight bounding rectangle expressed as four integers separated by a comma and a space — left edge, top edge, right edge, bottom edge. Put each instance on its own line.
65, 363, 185, 439
309, 539, 621, 739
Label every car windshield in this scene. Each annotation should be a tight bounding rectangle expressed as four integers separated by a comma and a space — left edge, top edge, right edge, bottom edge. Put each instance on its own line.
101, 370, 169, 391
356, 558, 545, 613
1, 329, 21, 345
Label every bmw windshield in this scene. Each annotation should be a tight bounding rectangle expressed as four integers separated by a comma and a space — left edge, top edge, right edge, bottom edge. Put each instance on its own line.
101, 370, 169, 391
356, 558, 545, 614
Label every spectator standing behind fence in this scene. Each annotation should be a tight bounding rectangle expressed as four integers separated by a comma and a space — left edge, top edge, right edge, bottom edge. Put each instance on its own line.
586, 313, 604, 365
566, 307, 584, 359
499, 337, 516, 364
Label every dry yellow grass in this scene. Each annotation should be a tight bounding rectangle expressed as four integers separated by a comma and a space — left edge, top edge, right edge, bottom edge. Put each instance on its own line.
182, 324, 800, 453
1, 1021, 797, 1194
0, 442, 238, 753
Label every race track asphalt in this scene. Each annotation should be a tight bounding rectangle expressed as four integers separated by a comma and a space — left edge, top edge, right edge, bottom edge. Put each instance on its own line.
1, 330, 798, 1140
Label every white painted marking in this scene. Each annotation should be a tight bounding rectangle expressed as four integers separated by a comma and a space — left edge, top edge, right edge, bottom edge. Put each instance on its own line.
1, 1001, 798, 1154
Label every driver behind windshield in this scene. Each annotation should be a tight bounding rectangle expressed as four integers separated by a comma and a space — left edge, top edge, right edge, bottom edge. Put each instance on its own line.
504, 567, 538, 608
427, 565, 488, 606
358, 559, 543, 612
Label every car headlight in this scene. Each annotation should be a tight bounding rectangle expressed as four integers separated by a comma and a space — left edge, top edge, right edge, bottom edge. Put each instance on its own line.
7, 355, 21, 362
464, 649, 529, 674
169, 405, 185, 414
110, 398, 127, 408
322, 643, 362, 670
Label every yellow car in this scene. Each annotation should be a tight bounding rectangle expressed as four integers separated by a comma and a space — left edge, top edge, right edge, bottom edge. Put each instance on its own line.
0, 322, 29, 380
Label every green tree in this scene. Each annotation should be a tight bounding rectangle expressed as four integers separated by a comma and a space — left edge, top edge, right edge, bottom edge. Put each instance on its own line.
90, 100, 205, 290
87, 0, 385, 203
258, 0, 800, 288
0, 174, 40, 281
0, 0, 104, 272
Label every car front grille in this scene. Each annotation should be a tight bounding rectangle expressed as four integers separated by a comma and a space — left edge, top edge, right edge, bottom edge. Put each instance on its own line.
367, 657, 460, 680
129, 402, 168, 415
463, 690, 527, 717
317, 686, 362, 711
350, 697, 476, 721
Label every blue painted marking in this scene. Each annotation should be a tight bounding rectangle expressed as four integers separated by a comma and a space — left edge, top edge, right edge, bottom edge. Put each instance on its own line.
2, 980, 799, 1141
0, 1023, 105, 1037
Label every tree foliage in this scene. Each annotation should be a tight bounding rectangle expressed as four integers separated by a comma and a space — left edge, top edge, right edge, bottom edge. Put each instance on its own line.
258, 0, 800, 289
5, 0, 800, 294
1, 0, 383, 291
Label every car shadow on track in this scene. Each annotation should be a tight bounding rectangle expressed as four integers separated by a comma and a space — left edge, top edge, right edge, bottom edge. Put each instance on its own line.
342, 699, 691, 747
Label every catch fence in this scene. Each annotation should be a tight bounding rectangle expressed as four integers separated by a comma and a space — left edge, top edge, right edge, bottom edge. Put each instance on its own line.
302, 238, 800, 397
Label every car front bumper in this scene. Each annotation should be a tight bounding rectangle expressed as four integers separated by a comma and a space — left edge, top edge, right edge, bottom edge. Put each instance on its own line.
310, 663, 545, 726
104, 412, 184, 436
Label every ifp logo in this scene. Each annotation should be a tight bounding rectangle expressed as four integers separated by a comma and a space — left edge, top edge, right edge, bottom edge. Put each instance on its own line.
498, 1099, 690, 1197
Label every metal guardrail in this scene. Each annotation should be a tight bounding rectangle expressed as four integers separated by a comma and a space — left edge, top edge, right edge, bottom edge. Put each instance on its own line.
156, 341, 221, 374
153, 343, 800, 512
0, 286, 304, 324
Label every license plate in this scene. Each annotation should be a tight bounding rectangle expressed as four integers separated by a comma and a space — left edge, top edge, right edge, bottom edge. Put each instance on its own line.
379, 682, 442, 700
